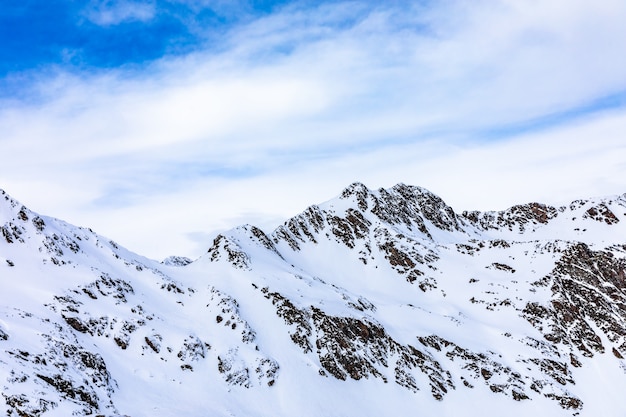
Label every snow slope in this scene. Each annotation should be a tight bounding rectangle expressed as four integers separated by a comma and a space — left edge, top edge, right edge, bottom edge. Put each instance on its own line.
2, 183, 626, 416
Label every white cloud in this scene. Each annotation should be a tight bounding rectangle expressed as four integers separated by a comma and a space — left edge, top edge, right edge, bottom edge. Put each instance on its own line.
1, 0, 626, 259
83, 0, 156, 26
38, 110, 626, 261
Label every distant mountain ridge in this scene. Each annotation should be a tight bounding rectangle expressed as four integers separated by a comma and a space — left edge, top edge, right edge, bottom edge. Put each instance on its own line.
2, 183, 626, 416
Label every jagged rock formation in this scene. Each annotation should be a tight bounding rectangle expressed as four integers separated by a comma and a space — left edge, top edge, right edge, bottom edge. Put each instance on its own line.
161, 256, 193, 267
2, 183, 626, 416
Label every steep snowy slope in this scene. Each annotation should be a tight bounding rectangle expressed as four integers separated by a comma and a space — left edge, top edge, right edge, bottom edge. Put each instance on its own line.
2, 183, 626, 416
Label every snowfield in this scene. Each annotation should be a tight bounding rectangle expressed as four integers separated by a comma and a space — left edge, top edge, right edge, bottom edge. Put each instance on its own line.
2, 183, 626, 416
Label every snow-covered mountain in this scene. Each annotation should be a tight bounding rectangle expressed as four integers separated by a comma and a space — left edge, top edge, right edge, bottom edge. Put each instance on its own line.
2, 183, 626, 416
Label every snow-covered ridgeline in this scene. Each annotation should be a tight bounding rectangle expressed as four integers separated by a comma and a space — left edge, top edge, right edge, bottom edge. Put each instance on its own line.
2, 183, 626, 416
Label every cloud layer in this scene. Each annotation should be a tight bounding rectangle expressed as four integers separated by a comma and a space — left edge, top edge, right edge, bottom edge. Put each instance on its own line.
1, 0, 625, 259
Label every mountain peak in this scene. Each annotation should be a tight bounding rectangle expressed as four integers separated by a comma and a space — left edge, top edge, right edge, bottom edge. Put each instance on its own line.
161, 255, 193, 266
4, 184, 626, 416
339, 181, 374, 211
0, 188, 30, 223
340, 181, 370, 197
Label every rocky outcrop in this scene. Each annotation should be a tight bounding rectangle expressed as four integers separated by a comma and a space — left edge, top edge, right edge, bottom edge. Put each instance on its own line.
463, 202, 559, 232
1, 313, 118, 416
161, 256, 193, 266
206, 234, 251, 269
260, 286, 453, 399
523, 243, 626, 357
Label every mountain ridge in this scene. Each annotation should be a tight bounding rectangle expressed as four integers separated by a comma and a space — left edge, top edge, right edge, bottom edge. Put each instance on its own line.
2, 183, 626, 416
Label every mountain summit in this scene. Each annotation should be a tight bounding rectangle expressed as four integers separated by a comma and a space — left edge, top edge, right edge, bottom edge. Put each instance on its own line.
2, 183, 626, 416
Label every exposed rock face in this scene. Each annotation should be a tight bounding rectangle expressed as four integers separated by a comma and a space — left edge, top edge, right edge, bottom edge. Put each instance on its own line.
524, 243, 626, 357
1, 312, 118, 416
3, 184, 626, 416
207, 234, 251, 269
463, 202, 559, 232
161, 256, 193, 266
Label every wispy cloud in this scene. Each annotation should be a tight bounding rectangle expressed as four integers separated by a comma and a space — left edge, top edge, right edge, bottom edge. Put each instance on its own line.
1, 0, 625, 259
83, 0, 157, 26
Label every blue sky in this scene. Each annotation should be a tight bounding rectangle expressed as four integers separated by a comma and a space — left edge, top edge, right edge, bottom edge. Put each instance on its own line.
0, 1, 300, 77
1, 0, 626, 259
